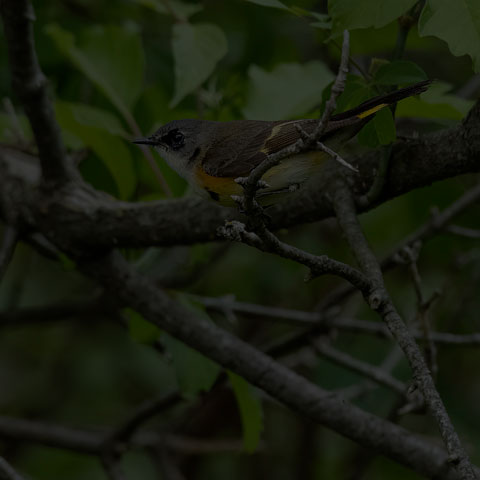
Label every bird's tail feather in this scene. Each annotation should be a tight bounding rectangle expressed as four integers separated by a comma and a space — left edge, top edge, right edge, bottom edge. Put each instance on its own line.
331, 79, 432, 122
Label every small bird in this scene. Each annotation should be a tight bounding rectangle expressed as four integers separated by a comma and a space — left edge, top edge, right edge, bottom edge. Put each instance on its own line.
134, 80, 431, 206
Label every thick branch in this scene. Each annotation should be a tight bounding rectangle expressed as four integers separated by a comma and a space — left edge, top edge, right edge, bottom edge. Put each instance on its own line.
1, 98, 479, 249
332, 182, 476, 480
0, 0, 74, 184
76, 250, 468, 480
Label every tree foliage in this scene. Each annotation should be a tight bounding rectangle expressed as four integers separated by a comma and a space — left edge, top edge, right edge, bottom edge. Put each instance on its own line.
0, 1, 479, 479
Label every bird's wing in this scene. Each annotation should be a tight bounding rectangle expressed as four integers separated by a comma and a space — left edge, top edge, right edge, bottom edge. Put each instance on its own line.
201, 119, 319, 178
201, 79, 432, 178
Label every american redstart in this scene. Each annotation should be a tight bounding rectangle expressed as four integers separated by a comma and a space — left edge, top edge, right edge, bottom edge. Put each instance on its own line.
134, 80, 431, 206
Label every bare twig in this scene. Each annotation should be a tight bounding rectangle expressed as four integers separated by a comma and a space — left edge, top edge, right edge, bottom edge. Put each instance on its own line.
309, 30, 350, 142
0, 295, 116, 327
102, 391, 181, 453
219, 220, 370, 291
445, 225, 480, 240
318, 182, 480, 312
312, 339, 407, 396
77, 250, 471, 480
0, 226, 18, 284
0, 457, 26, 480
100, 455, 127, 480
152, 446, 186, 480
331, 181, 476, 480
400, 245, 440, 378
235, 29, 353, 214
191, 294, 322, 325
0, 415, 252, 456
0, 0, 74, 184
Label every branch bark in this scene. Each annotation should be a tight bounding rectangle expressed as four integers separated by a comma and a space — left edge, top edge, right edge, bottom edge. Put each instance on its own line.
0, 0, 75, 184
77, 250, 468, 480
332, 181, 476, 480
0, 98, 479, 249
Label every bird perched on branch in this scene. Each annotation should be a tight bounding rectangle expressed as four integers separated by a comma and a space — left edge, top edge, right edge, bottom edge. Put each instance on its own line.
134, 80, 431, 206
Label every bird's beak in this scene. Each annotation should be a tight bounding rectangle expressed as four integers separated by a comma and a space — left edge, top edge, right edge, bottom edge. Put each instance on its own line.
132, 137, 158, 146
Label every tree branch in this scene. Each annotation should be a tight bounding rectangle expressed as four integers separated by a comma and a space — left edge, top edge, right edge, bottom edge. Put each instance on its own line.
0, 0, 75, 184
0, 457, 25, 480
75, 250, 470, 480
312, 339, 407, 396
1, 106, 480, 249
0, 226, 18, 283
331, 181, 476, 480
0, 415, 250, 455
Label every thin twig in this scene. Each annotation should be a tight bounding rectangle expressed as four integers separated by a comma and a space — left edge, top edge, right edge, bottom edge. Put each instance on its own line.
79, 251, 469, 480
0, 415, 251, 456
400, 245, 440, 378
318, 182, 480, 311
312, 339, 407, 395
219, 220, 370, 291
0, 457, 25, 480
0, 226, 18, 284
152, 446, 186, 480
100, 391, 181, 480
0, 298, 110, 327
331, 180, 476, 480
235, 29, 353, 214
102, 391, 181, 452
445, 225, 480, 240
220, 32, 366, 290
100, 455, 127, 480
309, 30, 350, 142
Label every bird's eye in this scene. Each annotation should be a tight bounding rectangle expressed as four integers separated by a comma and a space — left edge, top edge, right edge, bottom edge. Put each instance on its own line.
162, 129, 185, 150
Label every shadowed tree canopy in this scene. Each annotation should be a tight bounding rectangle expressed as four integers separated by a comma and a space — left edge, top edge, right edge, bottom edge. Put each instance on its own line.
0, 1, 480, 480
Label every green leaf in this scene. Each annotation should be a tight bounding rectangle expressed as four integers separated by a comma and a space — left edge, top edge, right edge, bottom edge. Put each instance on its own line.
243, 61, 335, 120
170, 23, 228, 107
328, 0, 417, 35
46, 24, 145, 121
310, 12, 333, 30
125, 308, 160, 344
134, 0, 203, 20
358, 107, 396, 147
162, 297, 220, 396
56, 101, 137, 199
163, 333, 221, 397
374, 107, 396, 145
243, 0, 289, 10
67, 103, 129, 137
228, 372, 263, 453
374, 60, 428, 85
418, 0, 480, 72
335, 75, 371, 112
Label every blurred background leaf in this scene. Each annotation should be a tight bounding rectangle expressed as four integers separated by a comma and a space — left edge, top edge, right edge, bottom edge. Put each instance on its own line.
328, 0, 418, 35
228, 371, 264, 453
46, 24, 145, 126
243, 61, 334, 119
419, 0, 480, 72
170, 23, 228, 107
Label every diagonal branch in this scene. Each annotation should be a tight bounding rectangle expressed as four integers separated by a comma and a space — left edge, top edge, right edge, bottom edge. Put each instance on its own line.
0, 457, 26, 480
331, 180, 476, 480
77, 250, 471, 480
0, 226, 18, 284
0, 0, 75, 184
